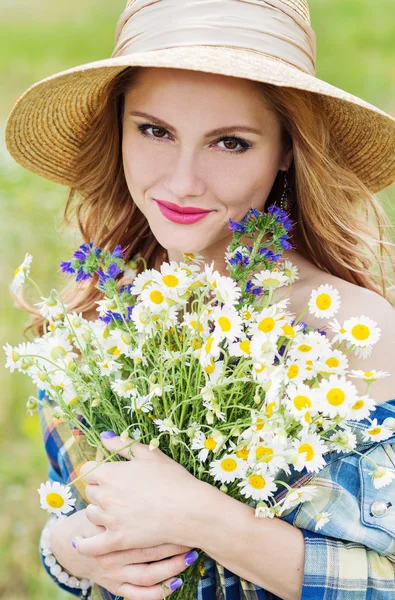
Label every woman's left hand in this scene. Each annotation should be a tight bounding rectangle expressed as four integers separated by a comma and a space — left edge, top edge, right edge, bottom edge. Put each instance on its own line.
74, 433, 204, 557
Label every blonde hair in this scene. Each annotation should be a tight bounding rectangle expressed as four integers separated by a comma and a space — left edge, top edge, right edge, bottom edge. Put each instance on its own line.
21, 66, 395, 336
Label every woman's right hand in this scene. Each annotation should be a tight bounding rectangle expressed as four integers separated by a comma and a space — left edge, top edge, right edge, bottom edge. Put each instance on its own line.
50, 508, 196, 597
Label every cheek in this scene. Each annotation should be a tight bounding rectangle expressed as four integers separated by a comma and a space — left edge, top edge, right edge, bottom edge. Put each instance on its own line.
122, 132, 162, 195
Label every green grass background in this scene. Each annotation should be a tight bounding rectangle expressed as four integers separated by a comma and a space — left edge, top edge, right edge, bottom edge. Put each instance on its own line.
1, 1, 394, 597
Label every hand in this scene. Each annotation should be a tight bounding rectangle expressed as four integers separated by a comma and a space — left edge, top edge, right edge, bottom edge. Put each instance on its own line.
74, 434, 204, 555
56, 509, 197, 598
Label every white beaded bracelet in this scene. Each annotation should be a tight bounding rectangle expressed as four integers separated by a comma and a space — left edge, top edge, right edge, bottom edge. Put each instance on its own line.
40, 516, 94, 598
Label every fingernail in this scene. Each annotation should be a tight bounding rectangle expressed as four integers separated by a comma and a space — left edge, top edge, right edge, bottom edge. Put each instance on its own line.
184, 550, 199, 566
169, 577, 183, 591
100, 431, 117, 438
71, 539, 76, 548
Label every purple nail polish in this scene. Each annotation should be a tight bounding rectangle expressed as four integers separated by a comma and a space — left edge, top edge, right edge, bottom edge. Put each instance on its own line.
169, 577, 183, 591
184, 550, 199, 566
100, 431, 117, 438
72, 539, 76, 548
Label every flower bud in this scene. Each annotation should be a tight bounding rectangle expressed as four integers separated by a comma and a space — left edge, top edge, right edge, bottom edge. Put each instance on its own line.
170, 436, 179, 446
149, 438, 160, 451
220, 484, 228, 493
91, 398, 101, 408
206, 411, 214, 425
198, 465, 205, 476
26, 397, 38, 412
120, 430, 130, 441
82, 331, 92, 344
53, 407, 65, 418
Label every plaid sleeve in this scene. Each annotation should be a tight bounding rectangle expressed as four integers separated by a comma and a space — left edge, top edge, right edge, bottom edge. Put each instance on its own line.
37, 389, 84, 597
301, 528, 395, 599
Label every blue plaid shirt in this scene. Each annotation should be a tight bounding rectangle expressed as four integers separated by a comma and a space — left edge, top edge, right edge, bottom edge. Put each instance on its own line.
38, 389, 395, 599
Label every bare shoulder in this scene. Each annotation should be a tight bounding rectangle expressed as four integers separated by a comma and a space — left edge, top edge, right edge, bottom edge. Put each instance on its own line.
294, 271, 395, 405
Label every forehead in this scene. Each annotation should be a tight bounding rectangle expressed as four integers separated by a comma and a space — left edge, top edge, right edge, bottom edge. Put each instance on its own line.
124, 67, 274, 120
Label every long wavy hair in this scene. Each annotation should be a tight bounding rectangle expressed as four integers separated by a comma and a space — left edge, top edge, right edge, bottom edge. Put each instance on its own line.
21, 66, 395, 336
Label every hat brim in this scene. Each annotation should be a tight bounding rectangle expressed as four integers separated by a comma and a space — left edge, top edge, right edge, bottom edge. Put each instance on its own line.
5, 46, 395, 193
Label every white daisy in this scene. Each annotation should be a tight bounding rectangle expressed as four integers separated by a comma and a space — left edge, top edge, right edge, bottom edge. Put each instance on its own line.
315, 375, 359, 419
203, 359, 225, 383
255, 502, 277, 518
315, 512, 331, 531
250, 337, 277, 364
130, 268, 158, 295
11, 252, 33, 293
247, 440, 288, 474
191, 429, 225, 463
288, 332, 325, 363
62, 383, 82, 407
3, 341, 36, 373
286, 384, 319, 419
347, 395, 377, 421
209, 454, 247, 484
316, 349, 349, 376
327, 318, 348, 344
240, 306, 257, 324
308, 284, 341, 319
156, 263, 190, 298
362, 419, 393, 443
181, 312, 207, 336
251, 269, 289, 290
111, 378, 138, 398
292, 434, 327, 473
140, 283, 171, 314
35, 295, 67, 321
342, 316, 381, 349
153, 417, 180, 435
210, 305, 244, 342
37, 481, 76, 516
39, 332, 78, 368
283, 360, 309, 385
248, 307, 287, 339
237, 469, 278, 501
277, 486, 317, 515
327, 426, 357, 453
229, 337, 253, 358
370, 467, 395, 489
199, 335, 222, 368
212, 275, 241, 306
348, 370, 391, 383
282, 259, 299, 284
182, 251, 206, 265
125, 393, 153, 414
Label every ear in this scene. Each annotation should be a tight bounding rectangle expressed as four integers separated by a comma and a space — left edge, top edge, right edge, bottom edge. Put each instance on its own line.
279, 147, 293, 171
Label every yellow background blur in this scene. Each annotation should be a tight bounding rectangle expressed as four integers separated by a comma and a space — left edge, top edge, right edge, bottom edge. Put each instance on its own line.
1, 1, 394, 598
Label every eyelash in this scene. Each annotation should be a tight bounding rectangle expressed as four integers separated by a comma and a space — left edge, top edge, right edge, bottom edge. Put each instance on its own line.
136, 123, 252, 154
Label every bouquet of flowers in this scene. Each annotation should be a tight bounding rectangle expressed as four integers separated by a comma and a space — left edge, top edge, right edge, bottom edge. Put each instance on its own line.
5, 206, 395, 600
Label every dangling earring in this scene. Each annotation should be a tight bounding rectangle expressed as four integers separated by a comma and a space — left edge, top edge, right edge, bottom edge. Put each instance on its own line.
278, 170, 293, 212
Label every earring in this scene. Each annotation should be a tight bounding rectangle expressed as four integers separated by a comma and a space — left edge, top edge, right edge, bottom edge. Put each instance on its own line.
278, 170, 293, 212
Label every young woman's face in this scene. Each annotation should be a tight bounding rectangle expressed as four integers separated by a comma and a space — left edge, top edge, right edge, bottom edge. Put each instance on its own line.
122, 67, 292, 260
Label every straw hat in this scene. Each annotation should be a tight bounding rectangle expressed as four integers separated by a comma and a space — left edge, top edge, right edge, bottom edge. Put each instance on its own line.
5, 0, 395, 193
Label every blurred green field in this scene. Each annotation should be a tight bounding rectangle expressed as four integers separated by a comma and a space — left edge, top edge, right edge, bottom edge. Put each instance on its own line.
0, 1, 394, 598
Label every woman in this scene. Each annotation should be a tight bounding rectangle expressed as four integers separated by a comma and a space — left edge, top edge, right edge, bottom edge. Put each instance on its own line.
5, 1, 395, 599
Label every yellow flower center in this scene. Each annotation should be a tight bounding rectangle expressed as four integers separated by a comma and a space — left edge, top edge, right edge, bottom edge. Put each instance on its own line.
368, 427, 382, 436
282, 324, 295, 338
351, 324, 370, 341
352, 400, 364, 410
298, 344, 312, 353
220, 458, 238, 472
150, 290, 165, 305
50, 346, 67, 361
121, 332, 132, 345
205, 337, 214, 353
262, 278, 281, 288
327, 388, 345, 406
256, 446, 273, 462
46, 492, 65, 509
294, 395, 312, 411
204, 359, 215, 374
288, 364, 299, 379
254, 363, 266, 373
162, 274, 179, 287
249, 474, 266, 489
316, 293, 332, 310
236, 446, 249, 460
298, 443, 315, 461
255, 418, 264, 431
304, 412, 311, 423
204, 437, 217, 450
364, 371, 374, 378
218, 316, 232, 332
239, 340, 251, 354
258, 317, 275, 333
326, 357, 340, 368
190, 320, 204, 333
242, 310, 252, 320
265, 401, 276, 416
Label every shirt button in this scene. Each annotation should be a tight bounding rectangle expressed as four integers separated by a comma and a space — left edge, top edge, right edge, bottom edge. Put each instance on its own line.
383, 417, 395, 431
371, 501, 389, 517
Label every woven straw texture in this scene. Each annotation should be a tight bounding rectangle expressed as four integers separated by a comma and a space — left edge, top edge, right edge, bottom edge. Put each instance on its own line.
5, 0, 395, 193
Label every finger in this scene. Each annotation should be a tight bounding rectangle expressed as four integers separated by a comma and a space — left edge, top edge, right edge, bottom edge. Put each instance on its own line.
79, 461, 101, 484
116, 573, 184, 599
111, 544, 195, 565
122, 549, 198, 587
100, 435, 167, 462
85, 502, 109, 529
84, 483, 102, 506
74, 531, 123, 556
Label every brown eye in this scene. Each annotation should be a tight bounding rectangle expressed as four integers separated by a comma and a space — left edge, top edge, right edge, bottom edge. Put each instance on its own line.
152, 127, 167, 138
223, 139, 238, 150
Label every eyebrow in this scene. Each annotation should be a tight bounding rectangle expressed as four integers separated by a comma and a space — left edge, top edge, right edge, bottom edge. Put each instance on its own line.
128, 111, 263, 137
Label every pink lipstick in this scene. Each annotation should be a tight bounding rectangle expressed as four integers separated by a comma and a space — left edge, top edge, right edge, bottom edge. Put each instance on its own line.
154, 199, 212, 224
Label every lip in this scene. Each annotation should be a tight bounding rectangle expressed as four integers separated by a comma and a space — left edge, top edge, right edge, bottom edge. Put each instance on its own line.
154, 199, 211, 225
153, 199, 211, 214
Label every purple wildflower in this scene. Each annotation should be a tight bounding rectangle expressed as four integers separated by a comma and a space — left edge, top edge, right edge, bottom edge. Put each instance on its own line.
60, 261, 75, 275
107, 262, 122, 278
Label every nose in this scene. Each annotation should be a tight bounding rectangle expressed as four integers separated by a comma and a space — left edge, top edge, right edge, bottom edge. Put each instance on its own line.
162, 147, 206, 199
